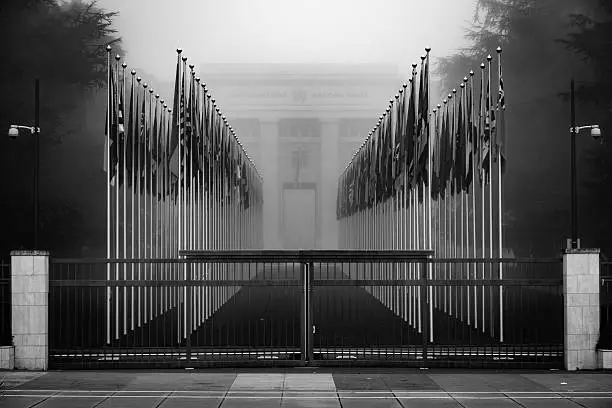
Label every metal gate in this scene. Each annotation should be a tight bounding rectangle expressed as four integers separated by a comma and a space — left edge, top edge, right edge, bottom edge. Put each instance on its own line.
49, 251, 563, 368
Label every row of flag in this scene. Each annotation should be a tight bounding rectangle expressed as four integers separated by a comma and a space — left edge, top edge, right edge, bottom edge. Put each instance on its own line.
103, 47, 265, 343
104, 53, 264, 212
336, 48, 506, 220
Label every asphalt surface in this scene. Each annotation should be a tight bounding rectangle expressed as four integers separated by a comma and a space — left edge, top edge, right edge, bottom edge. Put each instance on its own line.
1, 370, 612, 407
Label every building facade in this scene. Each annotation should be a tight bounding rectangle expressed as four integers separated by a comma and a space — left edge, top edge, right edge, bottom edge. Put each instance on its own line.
202, 64, 402, 249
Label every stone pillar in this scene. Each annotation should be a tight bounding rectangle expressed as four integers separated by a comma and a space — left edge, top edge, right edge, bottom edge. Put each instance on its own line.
563, 248, 600, 370
320, 120, 340, 249
11, 250, 49, 370
261, 120, 281, 249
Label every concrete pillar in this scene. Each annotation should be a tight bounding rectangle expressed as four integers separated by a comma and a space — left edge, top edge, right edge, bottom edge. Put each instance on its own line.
11, 250, 49, 370
261, 120, 281, 249
320, 120, 340, 249
563, 248, 600, 370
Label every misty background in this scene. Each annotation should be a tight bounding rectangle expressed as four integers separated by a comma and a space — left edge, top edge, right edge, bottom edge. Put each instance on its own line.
0, 0, 610, 259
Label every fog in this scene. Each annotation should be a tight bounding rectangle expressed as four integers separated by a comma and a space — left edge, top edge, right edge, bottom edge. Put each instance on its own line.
99, 0, 475, 79
93, 0, 476, 249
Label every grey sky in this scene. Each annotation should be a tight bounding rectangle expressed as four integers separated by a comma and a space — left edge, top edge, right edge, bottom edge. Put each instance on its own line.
99, 0, 476, 81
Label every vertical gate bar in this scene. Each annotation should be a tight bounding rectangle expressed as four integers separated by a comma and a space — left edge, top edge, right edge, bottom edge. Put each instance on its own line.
421, 259, 429, 364
308, 262, 314, 363
301, 261, 307, 365
186, 261, 192, 363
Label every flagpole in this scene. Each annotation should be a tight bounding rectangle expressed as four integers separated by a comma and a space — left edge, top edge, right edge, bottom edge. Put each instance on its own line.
467, 71, 476, 328
121, 61, 128, 335
486, 54, 495, 338
427, 123, 433, 341
450, 90, 456, 317
497, 46, 504, 343
105, 45, 112, 345
129, 70, 136, 331
462, 79, 469, 324
155, 93, 161, 317
136, 77, 142, 328
478, 63, 486, 333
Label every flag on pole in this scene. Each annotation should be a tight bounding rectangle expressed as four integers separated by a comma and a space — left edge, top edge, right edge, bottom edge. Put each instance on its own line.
103, 63, 118, 183
415, 55, 430, 187
169, 55, 182, 177
496, 56, 506, 174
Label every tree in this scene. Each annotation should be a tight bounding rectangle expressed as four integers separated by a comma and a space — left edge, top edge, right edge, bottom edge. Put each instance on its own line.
437, 0, 601, 257
0, 0, 122, 259
559, 0, 612, 256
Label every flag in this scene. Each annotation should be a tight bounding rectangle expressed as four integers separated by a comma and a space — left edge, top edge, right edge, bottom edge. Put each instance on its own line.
139, 91, 148, 195
125, 75, 135, 187
495, 56, 506, 173
465, 78, 475, 192
169, 55, 182, 177
455, 88, 465, 194
483, 65, 494, 184
405, 73, 417, 190
415, 55, 430, 187
103, 63, 118, 184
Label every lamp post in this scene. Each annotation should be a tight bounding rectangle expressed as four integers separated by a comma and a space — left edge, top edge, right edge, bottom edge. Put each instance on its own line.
7, 79, 40, 249
569, 78, 602, 249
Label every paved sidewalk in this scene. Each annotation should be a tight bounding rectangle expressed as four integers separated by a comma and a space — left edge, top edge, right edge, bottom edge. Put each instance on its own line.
1, 369, 612, 407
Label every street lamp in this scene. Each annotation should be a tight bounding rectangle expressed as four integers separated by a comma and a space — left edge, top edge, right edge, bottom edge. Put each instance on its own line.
569, 78, 602, 249
7, 79, 40, 249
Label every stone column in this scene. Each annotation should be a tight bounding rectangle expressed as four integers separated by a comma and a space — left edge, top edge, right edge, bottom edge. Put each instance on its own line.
320, 120, 340, 249
563, 248, 600, 370
11, 250, 49, 370
261, 120, 281, 249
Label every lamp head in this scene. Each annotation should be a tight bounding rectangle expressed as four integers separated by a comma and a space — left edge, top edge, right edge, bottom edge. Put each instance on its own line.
8, 126, 18, 139
591, 125, 602, 140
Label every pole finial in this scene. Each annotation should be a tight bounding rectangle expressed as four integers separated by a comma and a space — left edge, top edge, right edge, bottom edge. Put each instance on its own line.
496, 46, 502, 54
480, 63, 485, 69
425, 47, 431, 53
131, 70, 136, 76
452, 88, 457, 94
106, 45, 112, 52
189, 64, 195, 70
137, 77, 142, 83
469, 70, 474, 76
460, 83, 465, 88
487, 54, 492, 61
122, 62, 127, 69
182, 56, 188, 62
115, 54, 121, 61
177, 48, 183, 54
463, 77, 468, 83
437, 103, 441, 108
143, 83, 148, 88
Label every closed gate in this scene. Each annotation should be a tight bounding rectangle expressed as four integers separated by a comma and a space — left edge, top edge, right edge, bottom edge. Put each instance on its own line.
49, 251, 563, 368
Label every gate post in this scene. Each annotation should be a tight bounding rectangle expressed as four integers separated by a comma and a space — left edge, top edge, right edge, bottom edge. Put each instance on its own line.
10, 250, 49, 370
563, 248, 599, 370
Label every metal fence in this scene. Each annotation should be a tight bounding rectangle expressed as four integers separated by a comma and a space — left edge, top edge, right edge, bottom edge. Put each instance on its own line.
0, 260, 10, 346
600, 262, 612, 349
49, 251, 563, 369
